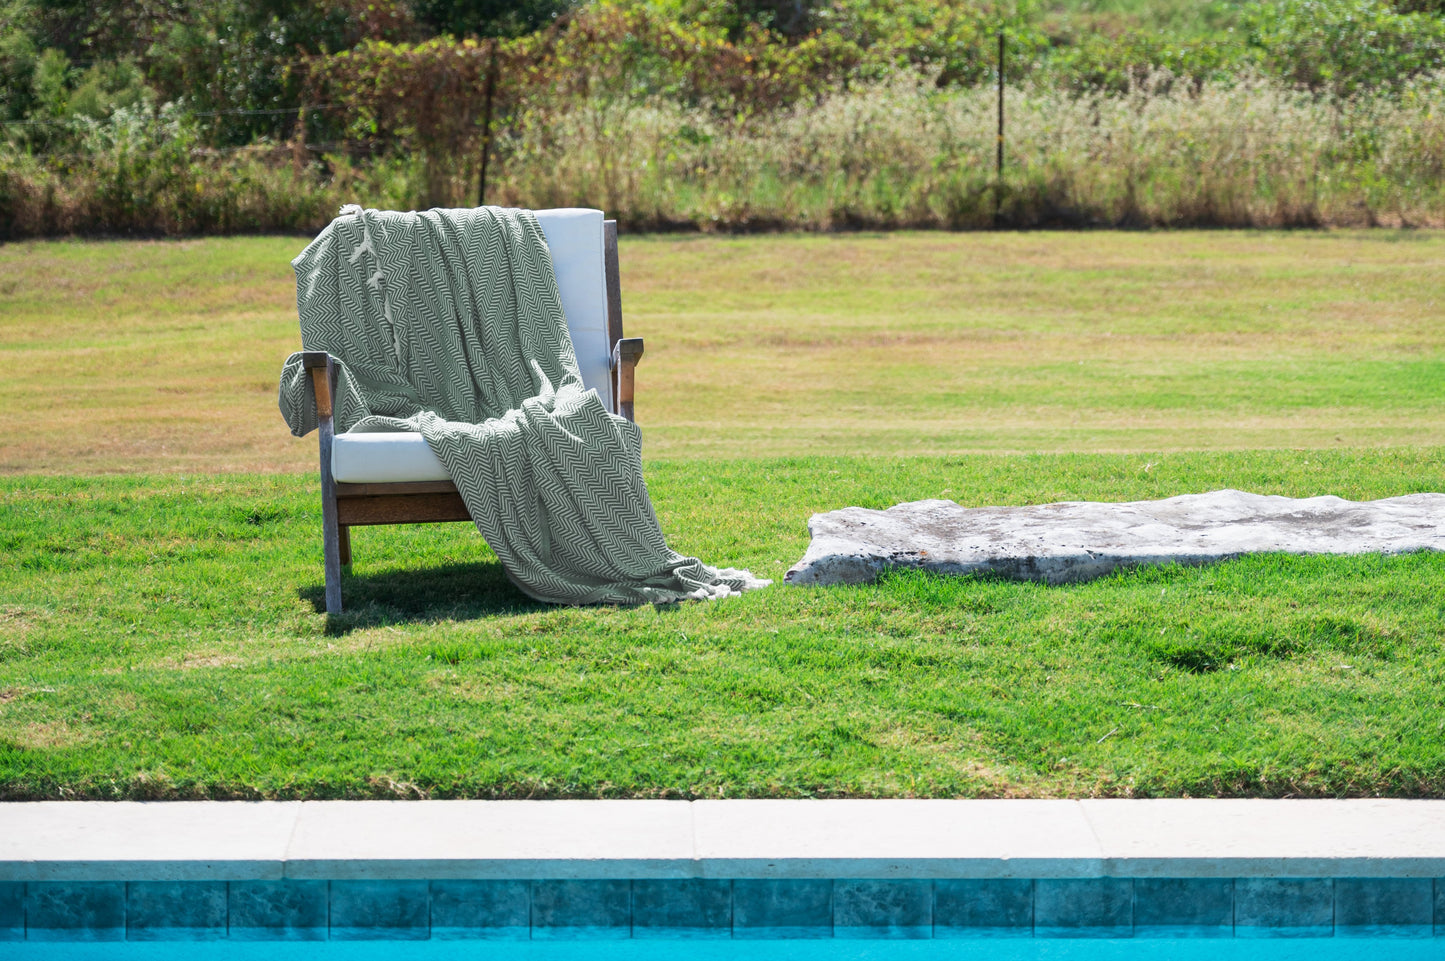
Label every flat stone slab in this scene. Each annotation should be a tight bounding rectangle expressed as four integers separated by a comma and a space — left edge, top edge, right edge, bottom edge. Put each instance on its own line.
784, 488, 1445, 587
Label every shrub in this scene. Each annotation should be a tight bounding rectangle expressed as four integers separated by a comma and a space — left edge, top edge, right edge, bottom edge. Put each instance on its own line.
1245, 0, 1445, 94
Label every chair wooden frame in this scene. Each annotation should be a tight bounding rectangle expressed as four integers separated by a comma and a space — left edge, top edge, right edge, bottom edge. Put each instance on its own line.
300, 219, 643, 615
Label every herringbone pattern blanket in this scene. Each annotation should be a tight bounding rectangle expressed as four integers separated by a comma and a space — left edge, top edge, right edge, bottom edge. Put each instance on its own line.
279, 205, 768, 604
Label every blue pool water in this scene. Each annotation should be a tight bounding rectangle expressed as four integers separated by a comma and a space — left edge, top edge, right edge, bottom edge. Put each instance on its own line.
6, 941, 1445, 961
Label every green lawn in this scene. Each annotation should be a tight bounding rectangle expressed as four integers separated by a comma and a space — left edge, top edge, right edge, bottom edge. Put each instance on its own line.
3, 449, 1443, 800
1, 231, 1443, 799
3, 230, 1442, 472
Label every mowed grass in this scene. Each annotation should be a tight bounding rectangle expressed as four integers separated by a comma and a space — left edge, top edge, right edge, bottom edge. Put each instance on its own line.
3, 450, 1444, 800
1, 231, 1443, 798
1, 230, 1443, 472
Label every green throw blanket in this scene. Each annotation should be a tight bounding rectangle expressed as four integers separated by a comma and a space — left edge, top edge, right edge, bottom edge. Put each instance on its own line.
279, 205, 768, 604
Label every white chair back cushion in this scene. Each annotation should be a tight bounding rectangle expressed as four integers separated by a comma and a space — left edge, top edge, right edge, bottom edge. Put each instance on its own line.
330, 206, 615, 485
535, 208, 612, 411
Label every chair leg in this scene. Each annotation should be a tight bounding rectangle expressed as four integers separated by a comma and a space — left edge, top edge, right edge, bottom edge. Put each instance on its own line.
315, 357, 343, 615
338, 524, 352, 568
322, 499, 343, 616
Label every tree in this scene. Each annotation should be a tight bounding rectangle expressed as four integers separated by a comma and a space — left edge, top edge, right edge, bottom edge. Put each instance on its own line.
411, 0, 576, 38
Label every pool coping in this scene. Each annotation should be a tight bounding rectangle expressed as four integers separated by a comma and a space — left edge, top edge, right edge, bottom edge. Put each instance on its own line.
3, 798, 1444, 882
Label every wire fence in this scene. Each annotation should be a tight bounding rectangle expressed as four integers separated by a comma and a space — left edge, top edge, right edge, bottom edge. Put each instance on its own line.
1, 103, 344, 127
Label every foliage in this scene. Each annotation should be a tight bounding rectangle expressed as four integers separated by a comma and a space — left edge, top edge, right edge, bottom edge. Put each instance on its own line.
0, 22, 38, 123
411, 0, 577, 39
441, 71, 1445, 230
5, 0, 1445, 230
307, 36, 504, 206
302, 2, 878, 206
0, 104, 408, 238
9, 70, 1445, 234
11, 0, 418, 145
1043, 0, 1445, 94
6, 46, 155, 152
1044, 29, 1243, 92
1245, 0, 1445, 94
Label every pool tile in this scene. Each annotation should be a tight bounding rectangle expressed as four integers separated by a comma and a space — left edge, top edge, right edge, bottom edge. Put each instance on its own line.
834, 880, 931, 939
430, 880, 529, 940
934, 879, 1032, 938
632, 879, 732, 939
1235, 879, 1333, 938
1133, 878, 1233, 937
25, 882, 125, 941
1334, 878, 1432, 938
329, 880, 429, 940
733, 879, 832, 939
228, 880, 328, 941
126, 881, 226, 940
1436, 879, 1445, 936
531, 880, 631, 940
1035, 878, 1133, 938
0, 882, 21, 941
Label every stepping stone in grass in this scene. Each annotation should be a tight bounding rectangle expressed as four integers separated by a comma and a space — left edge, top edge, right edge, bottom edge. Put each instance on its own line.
783, 489, 1445, 587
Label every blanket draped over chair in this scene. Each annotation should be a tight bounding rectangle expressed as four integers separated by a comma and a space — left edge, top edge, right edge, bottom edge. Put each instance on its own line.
278, 205, 768, 604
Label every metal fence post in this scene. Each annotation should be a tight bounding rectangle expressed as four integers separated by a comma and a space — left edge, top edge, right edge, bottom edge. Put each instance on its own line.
477, 40, 499, 207
996, 30, 1005, 224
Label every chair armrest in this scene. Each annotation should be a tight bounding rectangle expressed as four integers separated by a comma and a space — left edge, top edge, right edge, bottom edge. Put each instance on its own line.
303, 352, 334, 419
610, 337, 644, 422
611, 337, 644, 368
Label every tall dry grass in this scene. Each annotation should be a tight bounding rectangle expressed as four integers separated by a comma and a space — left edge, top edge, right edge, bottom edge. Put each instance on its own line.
495, 72, 1445, 230
5, 73, 1445, 236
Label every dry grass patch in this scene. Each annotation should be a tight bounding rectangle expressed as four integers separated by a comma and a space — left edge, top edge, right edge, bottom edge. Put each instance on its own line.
0, 607, 35, 644
170, 653, 245, 670
3, 230, 1444, 471
16, 720, 90, 750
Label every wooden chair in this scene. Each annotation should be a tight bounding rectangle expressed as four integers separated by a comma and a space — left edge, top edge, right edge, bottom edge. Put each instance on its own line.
298, 211, 643, 615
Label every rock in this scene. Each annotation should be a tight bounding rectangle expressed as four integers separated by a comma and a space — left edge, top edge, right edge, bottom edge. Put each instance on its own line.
783, 489, 1445, 587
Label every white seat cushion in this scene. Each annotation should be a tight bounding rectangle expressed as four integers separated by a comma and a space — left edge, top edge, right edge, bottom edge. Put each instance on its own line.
332, 431, 449, 483
331, 207, 613, 485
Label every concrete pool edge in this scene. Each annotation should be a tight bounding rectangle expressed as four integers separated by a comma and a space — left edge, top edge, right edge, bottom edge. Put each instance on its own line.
1, 800, 1444, 941
1, 798, 1444, 881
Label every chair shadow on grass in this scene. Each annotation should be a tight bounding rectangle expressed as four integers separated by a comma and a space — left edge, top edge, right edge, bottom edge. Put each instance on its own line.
300, 560, 549, 634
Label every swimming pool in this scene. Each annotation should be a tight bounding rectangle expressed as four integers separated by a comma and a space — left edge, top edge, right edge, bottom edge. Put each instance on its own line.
2, 800, 1442, 955
4, 877, 1440, 941
6, 939, 1445, 960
